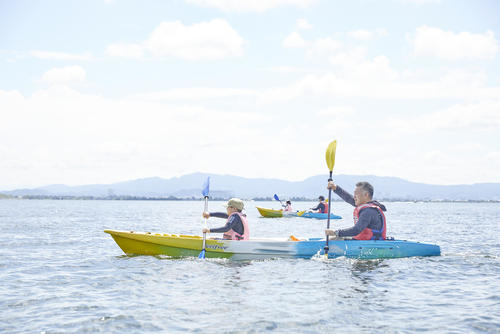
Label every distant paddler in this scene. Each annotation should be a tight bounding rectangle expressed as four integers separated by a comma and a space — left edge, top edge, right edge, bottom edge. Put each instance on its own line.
283, 200, 293, 212
310, 196, 328, 213
325, 181, 387, 240
202, 198, 250, 240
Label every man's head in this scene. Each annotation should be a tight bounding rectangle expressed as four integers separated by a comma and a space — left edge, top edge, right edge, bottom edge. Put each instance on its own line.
318, 196, 325, 202
354, 182, 374, 206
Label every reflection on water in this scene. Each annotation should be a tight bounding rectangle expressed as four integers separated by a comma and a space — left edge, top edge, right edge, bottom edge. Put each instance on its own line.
351, 259, 386, 273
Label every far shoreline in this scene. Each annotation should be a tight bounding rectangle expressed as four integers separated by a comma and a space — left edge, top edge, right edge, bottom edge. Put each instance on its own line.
1, 195, 499, 203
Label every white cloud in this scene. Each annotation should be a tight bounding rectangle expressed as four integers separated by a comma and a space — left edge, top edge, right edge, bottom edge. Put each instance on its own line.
348, 28, 387, 40
259, 54, 500, 102
132, 87, 256, 100
389, 100, 500, 132
317, 106, 355, 117
306, 37, 342, 57
105, 19, 244, 61
348, 29, 373, 40
0, 87, 265, 188
282, 32, 308, 48
41, 66, 86, 85
30, 50, 92, 61
282, 33, 342, 57
145, 19, 244, 60
329, 47, 366, 67
264, 66, 311, 73
184, 0, 316, 12
296, 18, 313, 30
412, 26, 499, 60
105, 43, 143, 59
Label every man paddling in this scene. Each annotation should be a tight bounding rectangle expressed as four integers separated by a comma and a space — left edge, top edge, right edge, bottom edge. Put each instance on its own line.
325, 181, 387, 240
202, 198, 250, 240
310, 196, 328, 213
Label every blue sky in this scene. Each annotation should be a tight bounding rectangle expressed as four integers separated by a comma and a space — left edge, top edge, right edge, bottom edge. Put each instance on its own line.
1, 0, 500, 189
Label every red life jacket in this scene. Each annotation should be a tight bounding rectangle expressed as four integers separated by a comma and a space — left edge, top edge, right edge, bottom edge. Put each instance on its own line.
222, 212, 250, 241
352, 203, 386, 240
320, 201, 328, 213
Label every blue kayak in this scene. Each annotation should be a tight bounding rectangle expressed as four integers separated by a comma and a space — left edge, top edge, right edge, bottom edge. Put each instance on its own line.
297, 211, 342, 220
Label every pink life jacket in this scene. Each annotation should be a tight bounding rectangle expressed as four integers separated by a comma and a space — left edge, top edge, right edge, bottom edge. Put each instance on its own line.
222, 212, 250, 241
284, 204, 292, 212
352, 203, 386, 240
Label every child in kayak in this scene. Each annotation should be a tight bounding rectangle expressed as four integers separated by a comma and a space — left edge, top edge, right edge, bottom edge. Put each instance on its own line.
202, 198, 250, 240
325, 181, 387, 240
283, 200, 293, 212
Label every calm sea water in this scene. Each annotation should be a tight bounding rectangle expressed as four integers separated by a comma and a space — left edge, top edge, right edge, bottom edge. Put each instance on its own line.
1, 199, 499, 333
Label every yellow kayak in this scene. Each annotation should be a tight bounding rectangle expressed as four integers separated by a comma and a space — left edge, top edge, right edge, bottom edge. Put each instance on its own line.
256, 207, 283, 217
256, 207, 299, 218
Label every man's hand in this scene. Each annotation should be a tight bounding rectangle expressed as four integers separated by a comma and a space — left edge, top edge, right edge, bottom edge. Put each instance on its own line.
202, 212, 210, 219
202, 227, 210, 233
327, 181, 337, 191
325, 229, 341, 239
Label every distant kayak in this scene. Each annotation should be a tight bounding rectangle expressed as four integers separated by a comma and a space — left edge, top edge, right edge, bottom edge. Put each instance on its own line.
256, 207, 342, 219
104, 230, 440, 260
296, 211, 342, 220
256, 206, 296, 218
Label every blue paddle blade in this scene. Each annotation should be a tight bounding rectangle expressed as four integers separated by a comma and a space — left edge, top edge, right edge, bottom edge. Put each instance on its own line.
273, 194, 280, 201
198, 249, 206, 259
201, 177, 210, 197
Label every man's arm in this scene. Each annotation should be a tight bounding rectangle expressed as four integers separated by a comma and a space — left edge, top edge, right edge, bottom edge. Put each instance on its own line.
334, 186, 355, 207
337, 208, 380, 237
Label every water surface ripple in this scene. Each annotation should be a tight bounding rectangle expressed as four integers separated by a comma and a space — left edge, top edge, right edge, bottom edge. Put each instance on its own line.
1, 200, 499, 333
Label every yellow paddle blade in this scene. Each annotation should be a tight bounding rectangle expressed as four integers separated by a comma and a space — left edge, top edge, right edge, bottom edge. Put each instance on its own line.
325, 140, 337, 172
297, 210, 306, 216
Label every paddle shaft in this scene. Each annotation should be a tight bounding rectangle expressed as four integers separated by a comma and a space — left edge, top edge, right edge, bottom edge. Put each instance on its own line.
201, 196, 208, 251
274, 194, 284, 208
324, 171, 333, 256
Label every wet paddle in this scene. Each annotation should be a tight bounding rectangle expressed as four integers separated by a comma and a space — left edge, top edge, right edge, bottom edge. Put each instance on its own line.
324, 140, 337, 259
198, 177, 210, 259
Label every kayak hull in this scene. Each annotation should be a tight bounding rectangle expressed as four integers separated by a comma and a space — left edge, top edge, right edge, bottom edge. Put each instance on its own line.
256, 207, 342, 220
256, 206, 284, 218
104, 230, 441, 260
297, 212, 342, 220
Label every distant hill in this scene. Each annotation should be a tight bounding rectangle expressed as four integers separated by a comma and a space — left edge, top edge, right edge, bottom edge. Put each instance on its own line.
2, 172, 500, 201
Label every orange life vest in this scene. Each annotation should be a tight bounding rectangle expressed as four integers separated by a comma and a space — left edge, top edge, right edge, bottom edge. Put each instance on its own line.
352, 203, 386, 240
320, 201, 328, 213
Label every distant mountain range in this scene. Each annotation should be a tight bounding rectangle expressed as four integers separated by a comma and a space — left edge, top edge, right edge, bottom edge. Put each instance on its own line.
2, 172, 499, 201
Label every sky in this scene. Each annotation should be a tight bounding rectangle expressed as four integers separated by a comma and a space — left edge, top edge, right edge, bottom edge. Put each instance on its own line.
1, 0, 500, 190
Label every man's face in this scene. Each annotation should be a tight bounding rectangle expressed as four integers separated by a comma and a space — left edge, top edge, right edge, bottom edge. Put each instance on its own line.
353, 186, 369, 206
